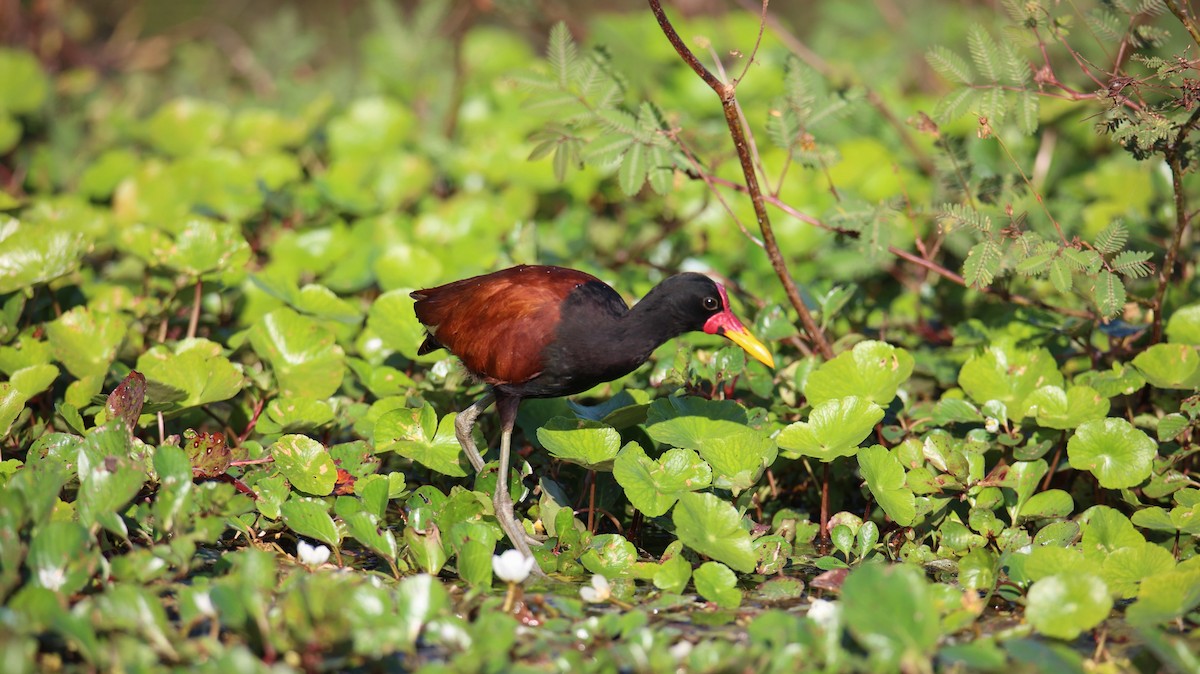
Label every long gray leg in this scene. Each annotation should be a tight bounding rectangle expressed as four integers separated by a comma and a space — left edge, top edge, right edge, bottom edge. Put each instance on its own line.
455, 391, 494, 473
494, 395, 546, 575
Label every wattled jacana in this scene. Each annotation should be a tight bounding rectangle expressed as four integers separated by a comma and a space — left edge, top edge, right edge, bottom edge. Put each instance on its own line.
411, 265, 774, 565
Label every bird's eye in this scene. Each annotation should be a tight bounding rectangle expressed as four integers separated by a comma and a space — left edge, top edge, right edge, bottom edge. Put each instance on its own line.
702, 296, 719, 311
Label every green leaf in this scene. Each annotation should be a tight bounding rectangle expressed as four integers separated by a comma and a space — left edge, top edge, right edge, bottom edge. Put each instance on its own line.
612, 443, 710, 517
966, 25, 1000, 82
271, 434, 338, 495
1067, 418, 1156, 489
777, 396, 883, 462
580, 534, 637, 577
0, 218, 90, 294
842, 564, 940, 668
546, 21, 577, 88
673, 492, 757, 573
694, 562, 742, 609
366, 290, 428, 360
1100, 542, 1177, 599
1110, 250, 1153, 279
375, 404, 467, 477
958, 341, 1064, 421
958, 548, 999, 591
0, 49, 49, 114
45, 306, 126, 380
1025, 573, 1112, 640
963, 240, 1001, 288
1132, 343, 1200, 389
160, 218, 252, 277
1015, 89, 1039, 135
0, 364, 59, 436
249, 307, 346, 399
536, 417, 622, 471
1126, 567, 1200, 625
653, 543, 692, 594
617, 140, 647, 197
1166, 303, 1200, 345
1091, 270, 1125, 319
1024, 385, 1110, 429
1093, 221, 1128, 255
280, 497, 341, 547
858, 445, 916, 526
136, 339, 244, 410
804, 340, 914, 406
926, 46, 974, 84
344, 511, 398, 562
1049, 258, 1073, 293
144, 98, 228, 156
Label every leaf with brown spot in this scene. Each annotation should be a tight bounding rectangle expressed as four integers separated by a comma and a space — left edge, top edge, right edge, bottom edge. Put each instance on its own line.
106, 370, 147, 432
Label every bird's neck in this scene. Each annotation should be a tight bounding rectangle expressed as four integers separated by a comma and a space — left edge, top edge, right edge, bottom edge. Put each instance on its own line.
614, 285, 690, 359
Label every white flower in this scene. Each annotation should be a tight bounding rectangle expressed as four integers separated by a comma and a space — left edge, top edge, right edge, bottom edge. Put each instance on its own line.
38, 566, 67, 591
193, 591, 215, 617
984, 417, 1000, 434
807, 599, 841, 630
297, 540, 331, 568
492, 549, 536, 584
669, 640, 693, 660
579, 574, 611, 603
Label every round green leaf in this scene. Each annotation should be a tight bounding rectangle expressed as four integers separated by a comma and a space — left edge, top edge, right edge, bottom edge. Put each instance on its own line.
694, 562, 742, 609
249, 307, 346, 399
366, 290, 428, 360
804, 340, 914, 406
536, 417, 621, 470
959, 342, 1064, 421
1025, 573, 1112, 640
580, 534, 637, 577
858, 445, 916, 526
612, 443, 710, 517
45, 306, 126, 380
0, 48, 49, 114
1067, 418, 1156, 489
0, 220, 90, 295
1131, 343, 1200, 390
673, 492, 757, 573
271, 434, 338, 495
777, 396, 884, 462
280, 497, 340, 547
374, 404, 468, 477
1024, 385, 1109, 429
1101, 542, 1177, 599
144, 98, 228, 157
136, 338, 244, 410
1165, 303, 1200, 345
842, 564, 940, 668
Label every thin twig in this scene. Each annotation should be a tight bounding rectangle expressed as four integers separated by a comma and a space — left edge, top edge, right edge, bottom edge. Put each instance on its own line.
1150, 105, 1200, 342
649, 0, 832, 359
187, 279, 202, 340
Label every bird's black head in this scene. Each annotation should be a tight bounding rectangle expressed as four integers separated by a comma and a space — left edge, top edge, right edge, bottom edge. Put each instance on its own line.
644, 273, 774, 367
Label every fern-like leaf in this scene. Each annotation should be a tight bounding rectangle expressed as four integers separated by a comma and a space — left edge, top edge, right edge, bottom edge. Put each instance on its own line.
1111, 250, 1154, 278
938, 203, 993, 233
964, 239, 1002, 288
1093, 270, 1126, 318
1001, 42, 1029, 87
1093, 221, 1129, 255
1050, 258, 1073, 293
927, 46, 975, 85
547, 22, 577, 88
934, 87, 979, 124
1015, 90, 1040, 135
1062, 247, 1101, 273
967, 26, 1001, 82
766, 103, 801, 150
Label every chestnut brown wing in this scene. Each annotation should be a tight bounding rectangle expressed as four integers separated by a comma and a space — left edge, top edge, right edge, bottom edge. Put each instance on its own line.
411, 265, 607, 385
